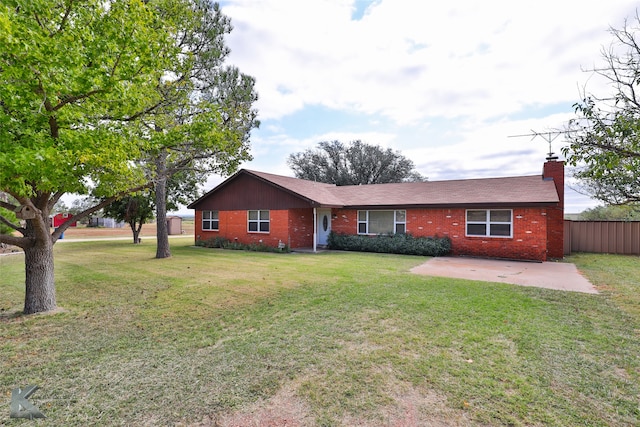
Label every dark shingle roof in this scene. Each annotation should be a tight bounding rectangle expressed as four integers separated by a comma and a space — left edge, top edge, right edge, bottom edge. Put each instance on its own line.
245, 170, 559, 208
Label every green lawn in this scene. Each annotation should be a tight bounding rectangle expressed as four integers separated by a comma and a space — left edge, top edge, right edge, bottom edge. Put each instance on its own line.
1, 239, 639, 426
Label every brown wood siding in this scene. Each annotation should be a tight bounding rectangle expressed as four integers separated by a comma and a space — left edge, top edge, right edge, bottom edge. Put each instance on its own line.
195, 174, 314, 210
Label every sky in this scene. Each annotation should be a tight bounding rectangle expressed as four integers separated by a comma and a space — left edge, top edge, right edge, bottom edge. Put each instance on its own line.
182, 0, 640, 215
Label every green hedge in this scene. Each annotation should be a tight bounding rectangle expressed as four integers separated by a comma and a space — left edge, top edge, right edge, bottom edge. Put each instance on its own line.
327, 232, 451, 256
196, 237, 290, 253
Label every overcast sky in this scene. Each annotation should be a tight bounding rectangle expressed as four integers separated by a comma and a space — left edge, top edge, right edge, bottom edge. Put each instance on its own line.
191, 0, 639, 214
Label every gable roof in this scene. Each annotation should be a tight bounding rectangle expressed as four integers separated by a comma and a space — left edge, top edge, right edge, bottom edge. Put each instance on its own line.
188, 169, 560, 209
247, 170, 345, 206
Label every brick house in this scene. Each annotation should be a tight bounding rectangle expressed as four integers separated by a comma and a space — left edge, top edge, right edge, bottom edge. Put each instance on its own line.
188, 158, 564, 261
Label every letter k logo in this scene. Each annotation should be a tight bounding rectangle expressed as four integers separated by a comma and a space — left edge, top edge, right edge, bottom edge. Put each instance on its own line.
10, 385, 45, 419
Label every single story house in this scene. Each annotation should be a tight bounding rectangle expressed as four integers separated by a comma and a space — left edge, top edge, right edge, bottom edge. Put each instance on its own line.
188, 158, 565, 261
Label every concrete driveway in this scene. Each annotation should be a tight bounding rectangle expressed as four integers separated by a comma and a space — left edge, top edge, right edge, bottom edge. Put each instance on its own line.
410, 257, 598, 294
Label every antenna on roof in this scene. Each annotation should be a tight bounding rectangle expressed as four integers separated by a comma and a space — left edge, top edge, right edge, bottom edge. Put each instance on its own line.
508, 129, 571, 160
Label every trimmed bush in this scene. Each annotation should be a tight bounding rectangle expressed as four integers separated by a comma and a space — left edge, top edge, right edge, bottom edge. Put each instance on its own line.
195, 236, 229, 248
327, 232, 451, 256
196, 237, 290, 253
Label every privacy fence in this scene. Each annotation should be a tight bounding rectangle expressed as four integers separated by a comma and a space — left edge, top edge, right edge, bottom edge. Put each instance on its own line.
564, 220, 640, 255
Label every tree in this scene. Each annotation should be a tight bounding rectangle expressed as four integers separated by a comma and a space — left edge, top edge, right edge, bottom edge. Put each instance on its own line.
136, 1, 258, 259
563, 13, 640, 205
287, 140, 426, 185
70, 197, 101, 224
104, 193, 155, 244
0, 1, 252, 314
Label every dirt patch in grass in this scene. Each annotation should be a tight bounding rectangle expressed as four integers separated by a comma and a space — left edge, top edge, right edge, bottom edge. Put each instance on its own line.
190, 382, 313, 427
1, 221, 194, 250
341, 382, 475, 427
188, 378, 473, 427
60, 223, 162, 238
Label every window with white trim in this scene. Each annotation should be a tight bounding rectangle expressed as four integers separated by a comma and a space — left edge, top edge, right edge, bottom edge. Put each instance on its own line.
466, 209, 512, 237
202, 210, 219, 230
248, 210, 270, 233
357, 210, 406, 234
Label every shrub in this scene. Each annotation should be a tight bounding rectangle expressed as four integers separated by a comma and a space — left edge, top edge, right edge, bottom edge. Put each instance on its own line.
327, 232, 451, 256
196, 237, 290, 253
196, 236, 229, 248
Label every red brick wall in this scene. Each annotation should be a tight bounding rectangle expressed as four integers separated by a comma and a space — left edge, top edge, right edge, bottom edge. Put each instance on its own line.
543, 160, 565, 259
195, 205, 553, 260
331, 207, 549, 261
287, 208, 314, 248
195, 209, 314, 249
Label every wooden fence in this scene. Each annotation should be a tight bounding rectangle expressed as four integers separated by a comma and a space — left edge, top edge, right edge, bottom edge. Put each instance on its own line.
564, 221, 640, 255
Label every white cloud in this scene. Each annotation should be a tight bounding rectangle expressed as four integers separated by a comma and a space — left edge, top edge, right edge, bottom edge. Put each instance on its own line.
223, 0, 638, 123
201, 0, 640, 214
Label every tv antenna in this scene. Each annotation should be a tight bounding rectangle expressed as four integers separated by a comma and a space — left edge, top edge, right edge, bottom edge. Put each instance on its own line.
508, 129, 569, 160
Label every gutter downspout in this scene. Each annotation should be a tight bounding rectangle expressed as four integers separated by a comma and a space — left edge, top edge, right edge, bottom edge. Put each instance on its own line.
313, 207, 317, 253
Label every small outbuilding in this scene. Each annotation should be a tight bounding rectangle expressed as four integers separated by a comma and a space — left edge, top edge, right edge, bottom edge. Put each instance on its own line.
51, 212, 77, 228
166, 216, 183, 235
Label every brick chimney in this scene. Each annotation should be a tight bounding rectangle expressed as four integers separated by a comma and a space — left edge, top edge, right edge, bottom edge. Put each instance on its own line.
543, 156, 565, 259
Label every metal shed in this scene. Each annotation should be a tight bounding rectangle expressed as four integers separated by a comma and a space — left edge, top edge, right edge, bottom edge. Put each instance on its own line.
166, 216, 183, 235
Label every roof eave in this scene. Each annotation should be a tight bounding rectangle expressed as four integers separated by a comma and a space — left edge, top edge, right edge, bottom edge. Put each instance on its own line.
246, 172, 328, 206
343, 201, 559, 209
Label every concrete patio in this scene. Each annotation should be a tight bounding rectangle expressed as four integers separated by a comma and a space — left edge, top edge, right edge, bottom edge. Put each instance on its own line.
411, 256, 598, 294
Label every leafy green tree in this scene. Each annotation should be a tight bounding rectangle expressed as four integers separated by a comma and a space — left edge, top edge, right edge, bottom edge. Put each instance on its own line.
104, 193, 155, 244
134, 1, 258, 259
563, 15, 640, 205
0, 0, 242, 314
287, 140, 426, 185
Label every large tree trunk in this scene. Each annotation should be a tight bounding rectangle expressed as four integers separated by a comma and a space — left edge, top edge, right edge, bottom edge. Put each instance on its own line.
23, 238, 57, 314
155, 153, 171, 258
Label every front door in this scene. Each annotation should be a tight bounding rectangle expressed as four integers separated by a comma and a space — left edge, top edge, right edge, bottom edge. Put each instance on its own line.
317, 209, 332, 246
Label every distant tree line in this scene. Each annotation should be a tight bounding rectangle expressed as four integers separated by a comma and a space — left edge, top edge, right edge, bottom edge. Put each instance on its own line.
579, 204, 640, 221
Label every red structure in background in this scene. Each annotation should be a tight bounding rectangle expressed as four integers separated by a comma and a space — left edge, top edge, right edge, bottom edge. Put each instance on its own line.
51, 213, 77, 228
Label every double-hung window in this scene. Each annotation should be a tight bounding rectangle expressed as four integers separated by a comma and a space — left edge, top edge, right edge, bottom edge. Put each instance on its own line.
248, 210, 270, 233
357, 210, 406, 234
466, 209, 512, 237
202, 210, 219, 230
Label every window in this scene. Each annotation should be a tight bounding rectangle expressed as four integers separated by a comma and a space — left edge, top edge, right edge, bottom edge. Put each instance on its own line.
202, 210, 219, 230
248, 210, 270, 233
357, 210, 406, 234
466, 209, 512, 237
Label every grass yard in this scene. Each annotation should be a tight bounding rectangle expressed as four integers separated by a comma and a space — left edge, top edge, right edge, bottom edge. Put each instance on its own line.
1, 239, 639, 426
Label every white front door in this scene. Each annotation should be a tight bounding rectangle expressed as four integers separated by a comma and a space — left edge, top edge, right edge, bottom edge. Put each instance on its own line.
317, 209, 332, 246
